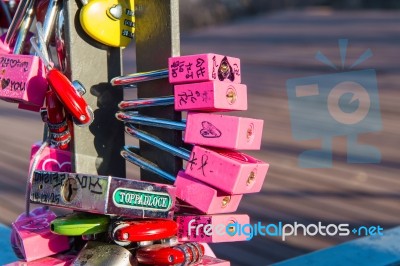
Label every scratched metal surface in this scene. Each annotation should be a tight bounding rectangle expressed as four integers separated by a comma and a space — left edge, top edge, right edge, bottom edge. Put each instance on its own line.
0, 9, 399, 266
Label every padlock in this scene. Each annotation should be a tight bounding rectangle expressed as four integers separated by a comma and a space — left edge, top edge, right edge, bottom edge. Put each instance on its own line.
110, 219, 178, 246
117, 112, 263, 150
30, 170, 176, 219
4, 254, 76, 266
41, 89, 71, 149
176, 214, 249, 243
10, 207, 70, 262
121, 148, 243, 214
169, 53, 241, 84
29, 141, 71, 172
31, 32, 94, 126
137, 242, 205, 265
197, 256, 231, 266
0, 0, 59, 110
50, 212, 110, 236
118, 80, 247, 112
72, 241, 137, 266
79, 0, 135, 47
123, 126, 268, 194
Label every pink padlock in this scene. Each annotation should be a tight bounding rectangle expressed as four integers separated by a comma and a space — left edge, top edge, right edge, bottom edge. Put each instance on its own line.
197, 256, 231, 266
169, 53, 241, 84
124, 127, 268, 194
4, 254, 75, 266
29, 141, 71, 172
175, 171, 242, 214
117, 112, 263, 150
186, 146, 268, 194
10, 207, 70, 262
174, 81, 247, 112
176, 214, 250, 243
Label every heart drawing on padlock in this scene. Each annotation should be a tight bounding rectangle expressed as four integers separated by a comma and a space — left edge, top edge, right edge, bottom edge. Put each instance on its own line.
41, 158, 72, 172
200, 121, 222, 138
80, 0, 135, 47
1, 78, 10, 89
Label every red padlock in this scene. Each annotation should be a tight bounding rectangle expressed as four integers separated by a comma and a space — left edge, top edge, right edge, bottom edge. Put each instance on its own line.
137, 242, 205, 265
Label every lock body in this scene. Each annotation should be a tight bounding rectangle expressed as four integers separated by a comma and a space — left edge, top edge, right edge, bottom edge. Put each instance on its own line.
11, 207, 70, 262
169, 53, 241, 84
175, 171, 242, 214
79, 0, 135, 47
30, 171, 176, 219
0, 54, 48, 107
198, 256, 231, 266
174, 81, 247, 112
4, 254, 76, 266
184, 112, 263, 150
176, 214, 249, 243
186, 146, 268, 194
29, 141, 71, 172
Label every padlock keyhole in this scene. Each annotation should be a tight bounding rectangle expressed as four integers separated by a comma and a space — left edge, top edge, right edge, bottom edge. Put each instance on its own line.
247, 171, 256, 186
226, 87, 237, 105
221, 196, 231, 208
61, 178, 78, 202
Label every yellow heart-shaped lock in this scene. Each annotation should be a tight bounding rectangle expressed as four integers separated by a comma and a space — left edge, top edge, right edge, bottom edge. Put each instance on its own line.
80, 0, 135, 47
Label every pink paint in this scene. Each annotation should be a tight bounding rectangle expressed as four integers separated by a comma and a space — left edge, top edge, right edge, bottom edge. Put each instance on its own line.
30, 141, 72, 172
175, 171, 242, 214
4, 254, 75, 266
176, 214, 249, 243
184, 112, 263, 150
0, 54, 48, 108
174, 81, 247, 112
185, 146, 269, 194
11, 207, 70, 262
169, 53, 241, 84
197, 256, 230, 266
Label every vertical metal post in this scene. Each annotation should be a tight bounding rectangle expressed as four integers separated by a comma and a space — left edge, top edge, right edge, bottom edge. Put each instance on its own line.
135, 0, 182, 183
64, 0, 125, 177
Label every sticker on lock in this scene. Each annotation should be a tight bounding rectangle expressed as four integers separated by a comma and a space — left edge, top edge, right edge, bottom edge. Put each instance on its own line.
112, 188, 173, 211
80, 0, 135, 47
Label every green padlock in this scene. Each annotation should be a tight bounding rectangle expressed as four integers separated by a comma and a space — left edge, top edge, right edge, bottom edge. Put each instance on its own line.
50, 212, 110, 236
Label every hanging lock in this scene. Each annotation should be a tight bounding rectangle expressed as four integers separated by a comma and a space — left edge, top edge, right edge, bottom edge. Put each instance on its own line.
118, 81, 247, 112
72, 241, 137, 266
0, 0, 49, 109
79, 0, 135, 47
176, 214, 249, 243
10, 207, 70, 262
110, 219, 178, 246
111, 53, 241, 86
31, 29, 94, 126
30, 170, 176, 219
117, 111, 263, 150
123, 126, 268, 194
137, 242, 205, 265
121, 147, 243, 214
41, 89, 71, 149
4, 254, 76, 266
29, 140, 71, 172
50, 212, 110, 237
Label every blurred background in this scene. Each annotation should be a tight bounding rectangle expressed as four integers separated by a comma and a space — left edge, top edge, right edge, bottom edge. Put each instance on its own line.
1, 1, 399, 265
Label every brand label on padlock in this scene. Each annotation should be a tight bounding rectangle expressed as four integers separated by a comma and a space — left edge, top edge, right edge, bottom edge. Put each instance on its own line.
185, 146, 269, 194
0, 54, 48, 107
176, 214, 249, 243
30, 171, 176, 219
175, 171, 242, 214
30, 141, 71, 172
174, 81, 247, 112
184, 112, 264, 150
169, 54, 241, 84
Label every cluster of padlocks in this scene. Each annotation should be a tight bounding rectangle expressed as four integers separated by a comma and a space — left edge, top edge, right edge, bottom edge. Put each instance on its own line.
1, 0, 269, 265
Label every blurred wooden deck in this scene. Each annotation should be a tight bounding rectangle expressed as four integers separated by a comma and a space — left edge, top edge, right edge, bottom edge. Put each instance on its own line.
1, 9, 399, 266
